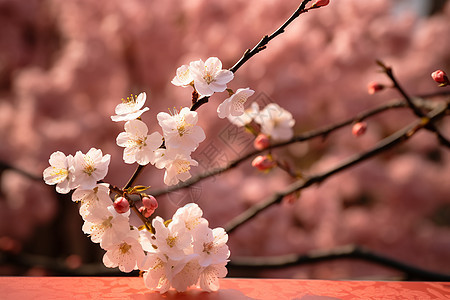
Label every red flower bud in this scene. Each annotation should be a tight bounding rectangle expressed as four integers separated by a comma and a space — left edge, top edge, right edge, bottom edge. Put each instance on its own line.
251, 155, 276, 171
142, 195, 158, 210
431, 70, 449, 86
311, 0, 330, 8
139, 206, 155, 218
253, 134, 270, 150
113, 197, 130, 214
352, 122, 367, 137
367, 81, 385, 94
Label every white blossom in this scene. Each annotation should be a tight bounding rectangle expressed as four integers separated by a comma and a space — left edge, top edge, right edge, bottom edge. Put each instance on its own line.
189, 57, 234, 97
217, 88, 255, 119
102, 229, 145, 273
43, 151, 75, 194
142, 252, 172, 293
157, 107, 205, 151
151, 216, 193, 260
143, 252, 194, 294
254, 103, 295, 141
194, 227, 230, 267
171, 64, 193, 87
140, 203, 230, 293
227, 102, 259, 127
82, 205, 130, 248
172, 203, 209, 235
198, 262, 228, 292
171, 259, 202, 292
72, 183, 112, 219
72, 148, 111, 190
154, 148, 199, 186
116, 119, 163, 165
111, 92, 149, 122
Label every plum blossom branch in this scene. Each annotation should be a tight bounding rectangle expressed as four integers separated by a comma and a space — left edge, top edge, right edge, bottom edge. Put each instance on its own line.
152, 96, 447, 197
190, 0, 319, 112
223, 101, 448, 233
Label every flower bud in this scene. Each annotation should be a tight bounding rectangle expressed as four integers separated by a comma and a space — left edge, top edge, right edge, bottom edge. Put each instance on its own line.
113, 197, 130, 214
251, 155, 276, 171
431, 70, 449, 86
139, 206, 155, 218
253, 134, 270, 150
311, 0, 329, 8
142, 195, 158, 210
367, 81, 384, 94
352, 122, 367, 137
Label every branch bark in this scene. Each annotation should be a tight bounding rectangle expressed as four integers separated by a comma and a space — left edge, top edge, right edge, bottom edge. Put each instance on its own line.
152, 97, 447, 198
224, 102, 448, 233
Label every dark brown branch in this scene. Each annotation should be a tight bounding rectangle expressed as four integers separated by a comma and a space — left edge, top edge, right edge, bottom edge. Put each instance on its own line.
224, 102, 448, 234
229, 0, 313, 73
190, 1, 315, 112
4, 244, 449, 280
152, 98, 444, 197
229, 244, 450, 281
122, 165, 145, 190
378, 60, 450, 147
0, 161, 41, 181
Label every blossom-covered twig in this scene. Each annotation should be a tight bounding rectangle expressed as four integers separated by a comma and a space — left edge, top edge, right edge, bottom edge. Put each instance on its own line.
223, 101, 448, 233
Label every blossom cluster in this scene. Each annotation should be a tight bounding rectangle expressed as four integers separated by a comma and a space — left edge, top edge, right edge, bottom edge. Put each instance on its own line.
142, 203, 229, 293
42, 55, 296, 293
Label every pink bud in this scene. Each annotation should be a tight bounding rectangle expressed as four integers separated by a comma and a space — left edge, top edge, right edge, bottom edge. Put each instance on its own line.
352, 122, 367, 137
367, 81, 384, 94
431, 70, 449, 85
142, 195, 158, 210
253, 134, 270, 150
113, 197, 130, 214
139, 206, 155, 218
251, 155, 276, 171
311, 0, 329, 8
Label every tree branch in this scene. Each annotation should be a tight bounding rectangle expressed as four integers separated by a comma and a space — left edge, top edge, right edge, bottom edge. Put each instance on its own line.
229, 244, 450, 281
190, 1, 316, 112
152, 97, 446, 197
224, 102, 448, 233
229, 0, 313, 73
378, 60, 450, 147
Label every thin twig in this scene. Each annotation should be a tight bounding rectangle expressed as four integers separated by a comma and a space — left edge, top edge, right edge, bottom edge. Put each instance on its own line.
190, 1, 315, 112
224, 102, 448, 233
229, 0, 313, 74
378, 60, 450, 147
122, 165, 145, 190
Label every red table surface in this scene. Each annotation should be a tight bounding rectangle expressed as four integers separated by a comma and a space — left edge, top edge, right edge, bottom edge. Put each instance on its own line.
0, 277, 449, 300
